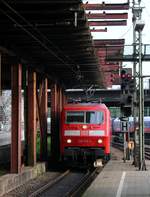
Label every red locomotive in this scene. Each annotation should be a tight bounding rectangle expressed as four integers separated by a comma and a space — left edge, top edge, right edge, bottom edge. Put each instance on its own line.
60, 103, 111, 164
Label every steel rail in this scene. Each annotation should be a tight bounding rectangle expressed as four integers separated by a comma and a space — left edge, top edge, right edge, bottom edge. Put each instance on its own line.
29, 166, 104, 197
29, 169, 70, 197
67, 167, 103, 197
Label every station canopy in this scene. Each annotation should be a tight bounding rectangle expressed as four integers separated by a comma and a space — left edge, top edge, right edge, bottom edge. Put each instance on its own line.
0, 0, 104, 89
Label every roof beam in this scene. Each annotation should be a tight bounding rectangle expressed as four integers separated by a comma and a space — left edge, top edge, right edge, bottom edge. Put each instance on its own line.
88, 20, 127, 26
87, 13, 128, 20
90, 28, 107, 32
83, 2, 129, 10
94, 39, 125, 45
0, 1, 81, 4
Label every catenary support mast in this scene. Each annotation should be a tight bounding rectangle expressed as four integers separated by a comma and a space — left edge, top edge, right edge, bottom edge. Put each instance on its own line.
132, 0, 146, 170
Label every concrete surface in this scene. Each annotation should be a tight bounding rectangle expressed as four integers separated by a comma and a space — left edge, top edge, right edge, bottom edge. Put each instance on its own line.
83, 160, 150, 197
0, 162, 46, 196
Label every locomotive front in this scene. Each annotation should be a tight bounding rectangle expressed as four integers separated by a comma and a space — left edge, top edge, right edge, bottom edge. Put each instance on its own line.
60, 104, 111, 163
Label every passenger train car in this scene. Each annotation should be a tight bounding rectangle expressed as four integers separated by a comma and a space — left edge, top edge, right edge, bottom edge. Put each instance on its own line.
60, 103, 111, 164
112, 117, 150, 134
112, 117, 150, 144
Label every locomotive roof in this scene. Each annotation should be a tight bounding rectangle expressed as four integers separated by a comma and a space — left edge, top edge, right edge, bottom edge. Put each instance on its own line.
63, 103, 108, 110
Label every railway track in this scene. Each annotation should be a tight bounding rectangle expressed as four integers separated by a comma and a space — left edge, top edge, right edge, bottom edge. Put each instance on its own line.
29, 167, 102, 197
112, 141, 124, 151
144, 145, 150, 160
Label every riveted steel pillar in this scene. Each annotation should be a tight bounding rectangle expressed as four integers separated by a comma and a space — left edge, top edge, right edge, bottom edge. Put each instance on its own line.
138, 29, 146, 170
22, 65, 28, 165
132, 1, 138, 167
0, 53, 1, 96
132, 0, 146, 170
51, 83, 59, 161
40, 78, 48, 161
58, 86, 64, 141
62, 90, 67, 106
27, 69, 36, 166
11, 64, 22, 173
51, 83, 64, 162
58, 86, 63, 118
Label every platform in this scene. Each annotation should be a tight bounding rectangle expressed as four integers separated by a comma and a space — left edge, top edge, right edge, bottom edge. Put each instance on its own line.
83, 160, 150, 197
0, 162, 46, 197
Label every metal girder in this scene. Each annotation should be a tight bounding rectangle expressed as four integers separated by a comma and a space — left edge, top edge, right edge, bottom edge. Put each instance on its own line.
0, 0, 103, 88
94, 39, 125, 45
1, 0, 82, 4
0, 26, 90, 34
94, 39, 125, 87
97, 50, 123, 57
38, 78, 48, 161
1, 35, 93, 44
83, 2, 129, 10
2, 10, 84, 18
0, 53, 1, 95
45, 63, 99, 68
87, 13, 128, 20
27, 69, 37, 166
50, 83, 60, 161
88, 20, 127, 26
11, 63, 22, 173
97, 46, 124, 51
90, 28, 107, 32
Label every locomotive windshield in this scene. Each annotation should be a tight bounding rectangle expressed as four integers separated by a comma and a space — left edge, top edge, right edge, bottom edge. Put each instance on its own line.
66, 111, 104, 124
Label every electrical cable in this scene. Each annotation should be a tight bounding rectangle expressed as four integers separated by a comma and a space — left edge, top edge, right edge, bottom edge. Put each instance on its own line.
0, 0, 83, 76
0, 8, 68, 66
0, 0, 78, 67
119, 24, 132, 39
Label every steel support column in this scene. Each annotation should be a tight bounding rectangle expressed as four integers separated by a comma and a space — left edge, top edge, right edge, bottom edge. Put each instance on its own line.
11, 63, 22, 173
138, 29, 146, 170
22, 65, 28, 165
0, 53, 1, 96
40, 78, 48, 161
62, 90, 66, 106
132, 0, 146, 170
132, 1, 139, 167
51, 83, 61, 162
58, 86, 63, 116
27, 69, 36, 166
57, 86, 64, 158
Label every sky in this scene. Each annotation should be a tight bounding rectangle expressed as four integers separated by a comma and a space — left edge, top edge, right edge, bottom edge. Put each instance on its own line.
83, 0, 150, 87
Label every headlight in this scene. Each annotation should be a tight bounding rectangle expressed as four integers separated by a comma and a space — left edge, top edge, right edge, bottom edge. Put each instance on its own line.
82, 125, 87, 129
98, 139, 103, 144
67, 139, 72, 143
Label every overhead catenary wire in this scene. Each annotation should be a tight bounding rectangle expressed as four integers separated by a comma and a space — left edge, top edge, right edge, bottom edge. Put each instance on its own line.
0, 0, 77, 65
119, 24, 132, 39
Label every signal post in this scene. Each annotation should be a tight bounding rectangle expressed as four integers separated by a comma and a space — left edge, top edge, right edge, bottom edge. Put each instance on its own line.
120, 68, 135, 161
120, 117, 129, 162
120, 68, 133, 117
